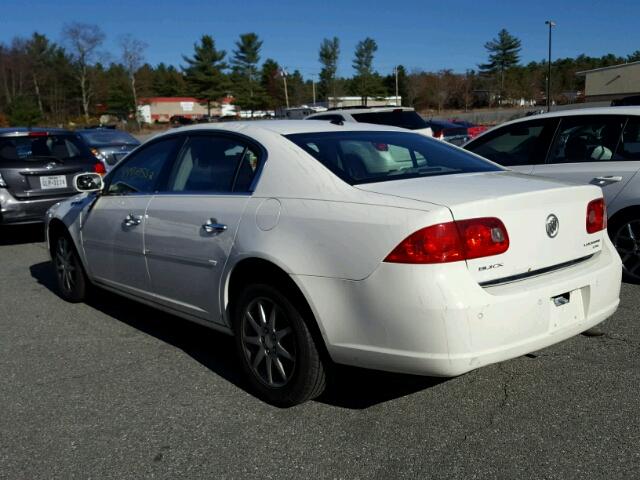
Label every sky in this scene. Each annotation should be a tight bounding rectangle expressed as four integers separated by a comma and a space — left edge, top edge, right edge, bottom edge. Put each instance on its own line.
1, 0, 639, 78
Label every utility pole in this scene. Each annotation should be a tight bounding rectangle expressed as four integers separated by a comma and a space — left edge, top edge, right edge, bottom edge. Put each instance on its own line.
281, 69, 289, 109
545, 20, 556, 113
312, 75, 316, 105
394, 66, 399, 106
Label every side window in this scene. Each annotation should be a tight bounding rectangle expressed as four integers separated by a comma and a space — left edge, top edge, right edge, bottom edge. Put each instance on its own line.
466, 121, 549, 166
615, 118, 640, 160
107, 137, 181, 195
163, 135, 260, 193
548, 116, 624, 163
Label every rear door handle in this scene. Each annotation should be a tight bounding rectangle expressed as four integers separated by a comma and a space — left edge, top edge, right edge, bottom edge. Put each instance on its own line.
591, 176, 623, 186
202, 218, 227, 234
123, 213, 142, 227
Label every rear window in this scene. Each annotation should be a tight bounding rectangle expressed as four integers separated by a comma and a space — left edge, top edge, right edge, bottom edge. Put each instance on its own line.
351, 110, 428, 130
0, 134, 91, 162
285, 131, 502, 185
78, 130, 140, 146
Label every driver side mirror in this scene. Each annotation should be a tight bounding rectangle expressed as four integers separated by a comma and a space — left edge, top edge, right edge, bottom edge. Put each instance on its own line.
73, 172, 104, 193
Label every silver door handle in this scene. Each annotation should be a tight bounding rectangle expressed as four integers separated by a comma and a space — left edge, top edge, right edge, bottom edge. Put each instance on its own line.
591, 176, 623, 186
202, 218, 227, 234
123, 213, 142, 227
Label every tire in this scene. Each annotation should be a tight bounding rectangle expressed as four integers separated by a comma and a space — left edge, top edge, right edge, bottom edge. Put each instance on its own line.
233, 283, 326, 407
52, 232, 88, 303
609, 212, 640, 284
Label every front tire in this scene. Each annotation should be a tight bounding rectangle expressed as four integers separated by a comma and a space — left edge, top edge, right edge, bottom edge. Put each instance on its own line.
234, 284, 326, 407
52, 233, 88, 303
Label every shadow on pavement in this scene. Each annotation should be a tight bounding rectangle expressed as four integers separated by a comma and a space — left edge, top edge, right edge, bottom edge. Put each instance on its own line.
29, 260, 445, 409
0, 224, 45, 245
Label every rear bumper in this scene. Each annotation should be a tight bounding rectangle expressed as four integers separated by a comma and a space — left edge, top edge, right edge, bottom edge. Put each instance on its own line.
294, 238, 622, 377
0, 188, 71, 225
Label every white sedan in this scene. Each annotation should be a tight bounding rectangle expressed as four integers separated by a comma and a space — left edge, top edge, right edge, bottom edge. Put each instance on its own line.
45, 120, 622, 406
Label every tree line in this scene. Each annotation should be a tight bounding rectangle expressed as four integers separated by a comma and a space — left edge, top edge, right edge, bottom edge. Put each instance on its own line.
1, 24, 639, 126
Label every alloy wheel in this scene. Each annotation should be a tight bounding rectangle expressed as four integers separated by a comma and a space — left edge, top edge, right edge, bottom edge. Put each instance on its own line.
54, 236, 76, 294
612, 219, 640, 280
240, 297, 296, 388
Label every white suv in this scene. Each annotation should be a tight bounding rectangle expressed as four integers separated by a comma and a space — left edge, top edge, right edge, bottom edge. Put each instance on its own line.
306, 107, 433, 137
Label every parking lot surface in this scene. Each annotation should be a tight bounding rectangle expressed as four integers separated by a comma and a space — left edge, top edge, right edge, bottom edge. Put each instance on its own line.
1, 224, 639, 479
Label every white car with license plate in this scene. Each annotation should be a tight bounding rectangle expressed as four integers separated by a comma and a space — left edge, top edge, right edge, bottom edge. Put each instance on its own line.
45, 121, 622, 406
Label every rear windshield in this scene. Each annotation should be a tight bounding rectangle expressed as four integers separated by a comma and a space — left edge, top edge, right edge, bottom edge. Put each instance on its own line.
0, 134, 91, 162
78, 130, 139, 146
285, 131, 502, 185
352, 110, 428, 130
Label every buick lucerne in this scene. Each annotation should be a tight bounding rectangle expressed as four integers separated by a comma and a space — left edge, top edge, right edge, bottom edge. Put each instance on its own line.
45, 121, 622, 406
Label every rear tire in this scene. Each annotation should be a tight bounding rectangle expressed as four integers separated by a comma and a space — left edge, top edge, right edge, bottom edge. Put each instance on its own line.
609, 212, 640, 284
234, 284, 326, 407
52, 232, 88, 303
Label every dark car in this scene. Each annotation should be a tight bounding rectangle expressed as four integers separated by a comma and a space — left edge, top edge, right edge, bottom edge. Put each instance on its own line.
0, 128, 103, 225
425, 120, 470, 145
77, 128, 140, 172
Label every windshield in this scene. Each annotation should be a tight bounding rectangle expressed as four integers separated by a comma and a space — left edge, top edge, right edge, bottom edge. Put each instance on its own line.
351, 110, 429, 130
285, 131, 502, 185
0, 134, 92, 162
78, 130, 139, 146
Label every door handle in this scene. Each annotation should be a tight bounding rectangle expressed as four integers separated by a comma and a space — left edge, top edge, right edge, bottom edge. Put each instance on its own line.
123, 213, 142, 227
591, 176, 623, 186
202, 218, 227, 234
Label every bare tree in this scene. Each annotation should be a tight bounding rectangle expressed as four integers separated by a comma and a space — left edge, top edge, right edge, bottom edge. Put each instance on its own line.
62, 23, 104, 123
119, 34, 147, 127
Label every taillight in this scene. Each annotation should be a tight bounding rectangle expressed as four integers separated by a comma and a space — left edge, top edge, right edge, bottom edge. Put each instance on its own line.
586, 198, 606, 234
384, 217, 509, 264
433, 130, 443, 139
93, 162, 106, 175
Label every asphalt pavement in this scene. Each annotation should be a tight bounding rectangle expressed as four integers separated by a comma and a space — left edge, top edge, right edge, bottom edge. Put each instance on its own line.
1, 224, 639, 479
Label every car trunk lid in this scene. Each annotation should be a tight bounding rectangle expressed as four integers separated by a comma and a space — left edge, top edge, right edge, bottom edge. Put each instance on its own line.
356, 171, 605, 284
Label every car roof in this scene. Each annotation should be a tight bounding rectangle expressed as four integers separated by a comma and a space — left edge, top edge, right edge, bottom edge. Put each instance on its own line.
501, 106, 640, 127
0, 127, 73, 136
311, 107, 414, 115
155, 120, 408, 138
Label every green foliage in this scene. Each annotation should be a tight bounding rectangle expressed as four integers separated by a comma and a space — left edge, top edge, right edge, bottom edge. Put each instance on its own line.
318, 37, 340, 101
231, 33, 267, 112
352, 38, 386, 104
153, 63, 186, 97
260, 58, 284, 109
480, 29, 522, 94
182, 35, 230, 113
7, 95, 42, 126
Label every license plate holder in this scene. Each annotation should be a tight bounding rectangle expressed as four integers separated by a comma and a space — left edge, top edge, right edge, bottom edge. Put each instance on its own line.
549, 288, 585, 330
39, 175, 67, 189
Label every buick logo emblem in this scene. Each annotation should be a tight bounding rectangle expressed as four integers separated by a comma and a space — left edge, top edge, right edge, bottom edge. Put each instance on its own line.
546, 214, 559, 238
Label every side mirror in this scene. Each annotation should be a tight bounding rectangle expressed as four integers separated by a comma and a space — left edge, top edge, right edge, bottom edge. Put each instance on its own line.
74, 173, 104, 193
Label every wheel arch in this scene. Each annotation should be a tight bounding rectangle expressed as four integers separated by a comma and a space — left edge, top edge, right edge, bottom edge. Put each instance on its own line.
608, 204, 640, 234
224, 256, 332, 362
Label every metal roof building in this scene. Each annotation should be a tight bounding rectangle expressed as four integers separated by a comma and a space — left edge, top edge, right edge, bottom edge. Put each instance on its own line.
577, 61, 640, 103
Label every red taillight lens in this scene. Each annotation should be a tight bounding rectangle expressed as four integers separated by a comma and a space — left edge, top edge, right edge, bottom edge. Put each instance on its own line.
384, 217, 509, 264
28, 131, 48, 137
433, 130, 443, 139
93, 162, 106, 175
586, 198, 606, 234
456, 217, 510, 260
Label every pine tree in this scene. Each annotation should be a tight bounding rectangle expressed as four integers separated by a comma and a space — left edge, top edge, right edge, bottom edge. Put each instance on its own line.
260, 58, 284, 109
318, 37, 339, 103
182, 35, 229, 115
479, 29, 522, 98
231, 33, 267, 114
352, 37, 385, 105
